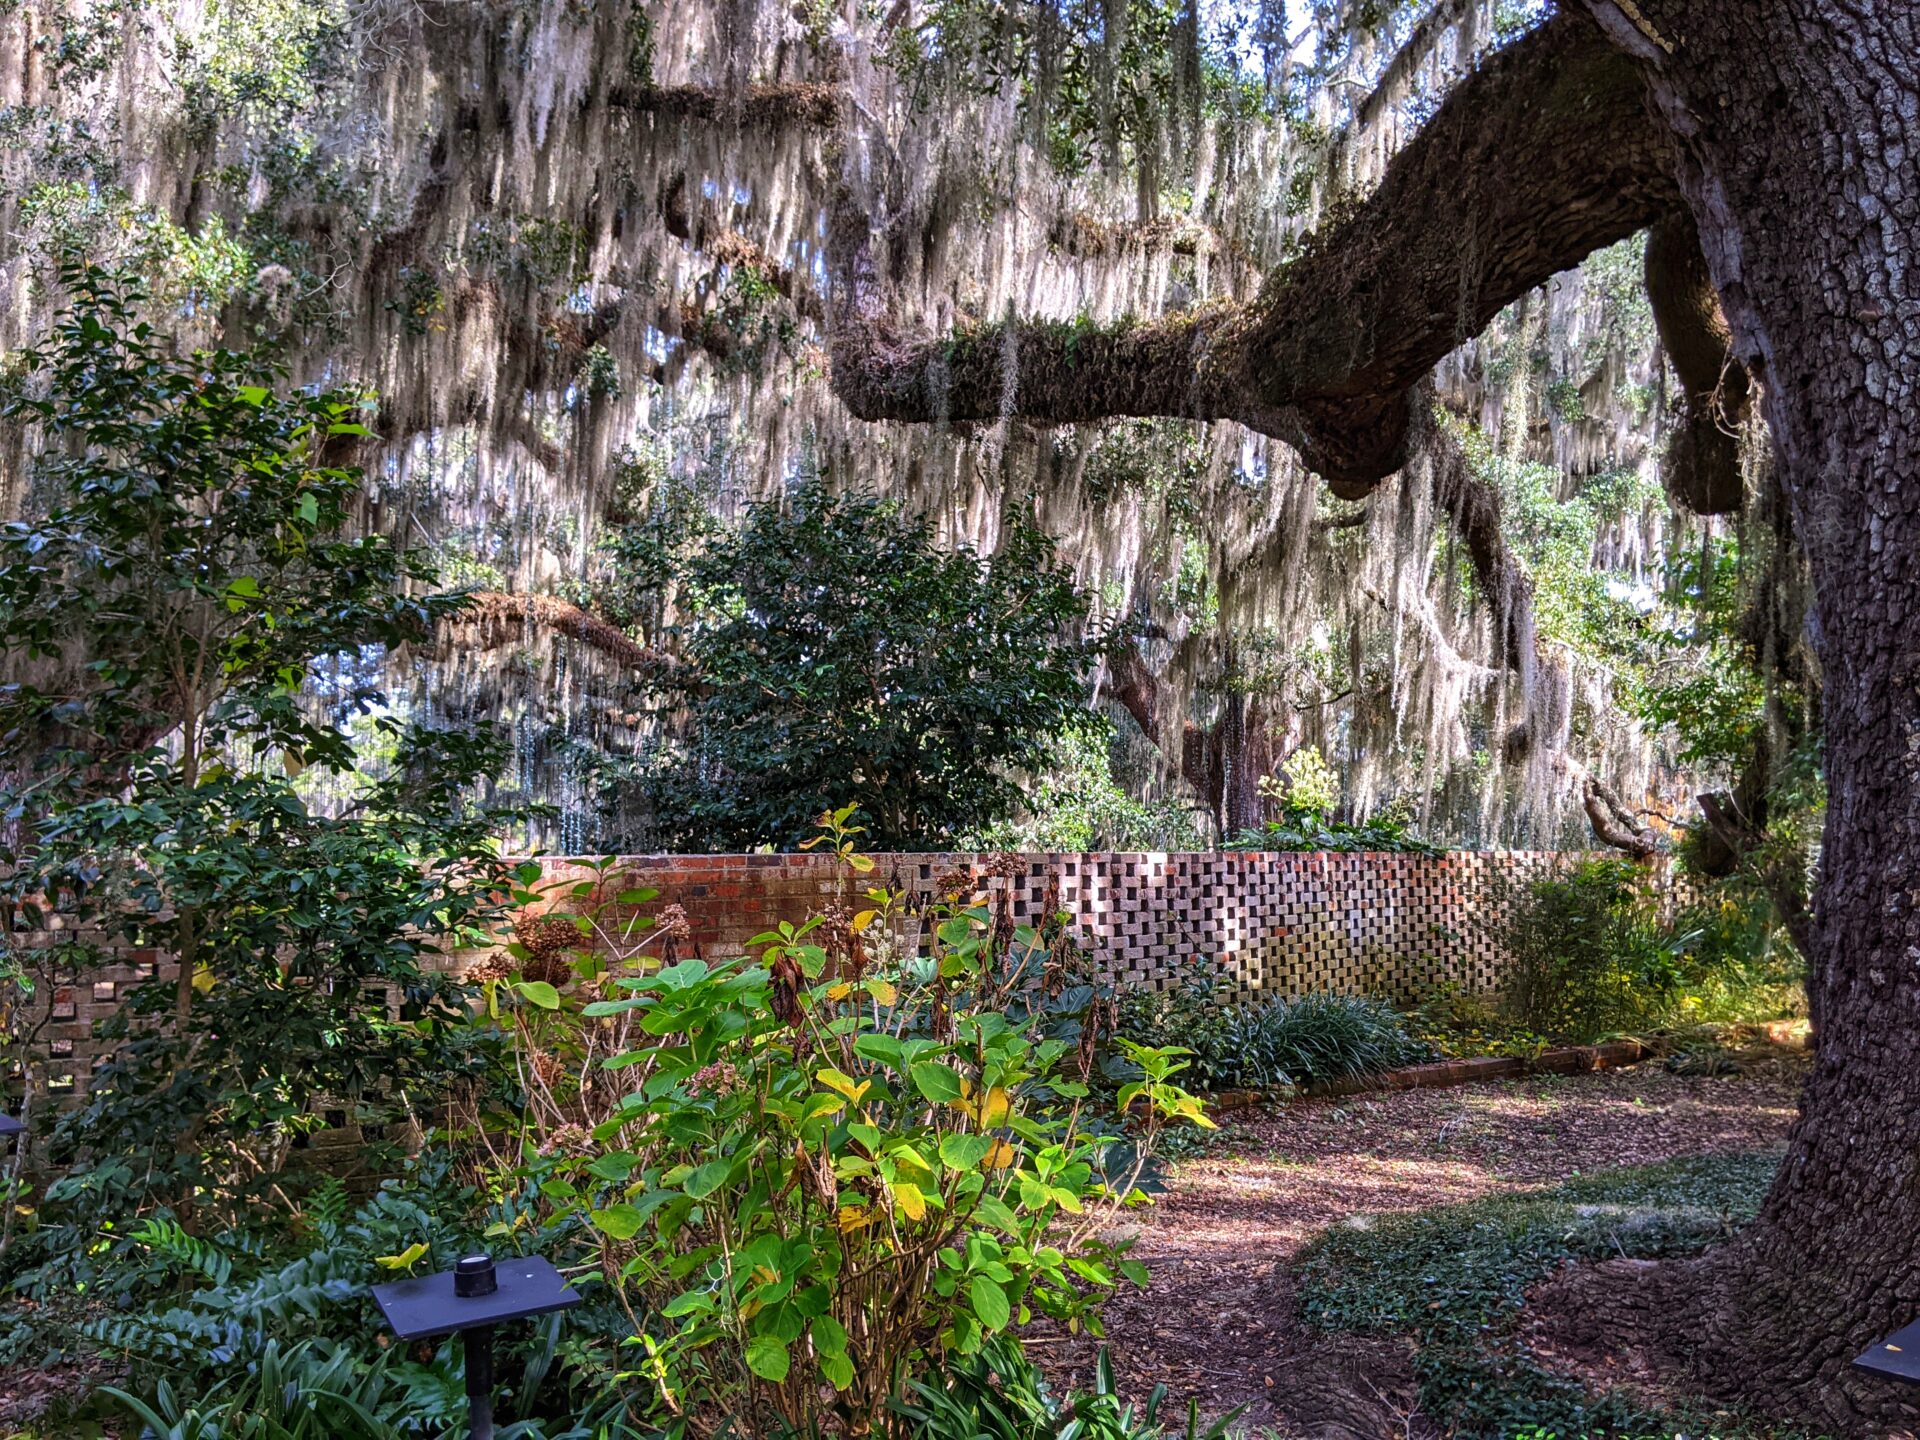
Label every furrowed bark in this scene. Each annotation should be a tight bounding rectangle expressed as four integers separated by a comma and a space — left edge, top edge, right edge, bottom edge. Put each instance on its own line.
1533, 2, 1920, 1429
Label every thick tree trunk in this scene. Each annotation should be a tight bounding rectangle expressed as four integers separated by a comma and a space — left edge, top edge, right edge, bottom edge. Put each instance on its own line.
1575, 1, 1920, 1427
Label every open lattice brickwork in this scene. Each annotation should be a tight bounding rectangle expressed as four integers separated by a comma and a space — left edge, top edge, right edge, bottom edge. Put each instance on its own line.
514, 848, 1578, 1005
25, 849, 1598, 1103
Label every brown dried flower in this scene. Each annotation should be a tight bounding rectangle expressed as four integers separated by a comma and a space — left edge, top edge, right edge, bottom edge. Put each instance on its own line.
517, 912, 582, 959
770, 954, 806, 1028
540, 1123, 594, 1158
659, 903, 693, 941
983, 853, 1025, 880
467, 953, 515, 984
689, 1060, 742, 1097
530, 1049, 567, 1088
933, 864, 976, 899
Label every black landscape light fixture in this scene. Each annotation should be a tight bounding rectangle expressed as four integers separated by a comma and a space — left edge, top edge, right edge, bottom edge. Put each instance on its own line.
1854, 1317, 1920, 1387
371, 1253, 582, 1440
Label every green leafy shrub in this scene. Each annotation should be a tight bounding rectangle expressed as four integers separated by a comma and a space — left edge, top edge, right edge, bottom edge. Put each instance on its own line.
640, 482, 1097, 851
0, 265, 520, 1263
39, 1158, 651, 1438
466, 811, 1211, 1437
964, 715, 1207, 853
1113, 979, 1430, 1090
1224, 812, 1441, 854
1111, 979, 1246, 1092
1237, 991, 1434, 1086
893, 1335, 1242, 1440
1486, 859, 1690, 1042
1404, 983, 1553, 1061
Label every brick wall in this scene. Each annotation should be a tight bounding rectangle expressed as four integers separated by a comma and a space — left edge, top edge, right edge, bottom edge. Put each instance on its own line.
507, 848, 1581, 1004
18, 849, 1609, 1105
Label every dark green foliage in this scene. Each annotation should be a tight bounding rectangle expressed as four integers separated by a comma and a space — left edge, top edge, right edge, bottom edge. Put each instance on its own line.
1486, 859, 1690, 1042
1295, 1151, 1784, 1439
1238, 991, 1434, 1085
69, 1163, 653, 1440
644, 482, 1095, 850
892, 1334, 1243, 1440
1224, 813, 1441, 854
0, 267, 519, 1234
1113, 979, 1430, 1090
1112, 980, 1247, 1092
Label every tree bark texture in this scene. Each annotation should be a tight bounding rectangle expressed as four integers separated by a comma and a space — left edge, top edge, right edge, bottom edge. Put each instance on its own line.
1570, 1, 1920, 1428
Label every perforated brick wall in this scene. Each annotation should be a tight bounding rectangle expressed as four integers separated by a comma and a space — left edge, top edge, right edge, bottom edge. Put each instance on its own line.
18, 849, 1608, 1105
507, 848, 1581, 1005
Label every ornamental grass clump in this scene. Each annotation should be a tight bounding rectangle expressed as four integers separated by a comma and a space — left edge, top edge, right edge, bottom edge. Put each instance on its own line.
472, 808, 1211, 1437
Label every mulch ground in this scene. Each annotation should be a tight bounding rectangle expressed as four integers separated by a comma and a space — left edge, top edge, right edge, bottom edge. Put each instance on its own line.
1036, 1061, 1807, 1438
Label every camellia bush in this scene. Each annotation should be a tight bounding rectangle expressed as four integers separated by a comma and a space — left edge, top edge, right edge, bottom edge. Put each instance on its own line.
471, 809, 1211, 1437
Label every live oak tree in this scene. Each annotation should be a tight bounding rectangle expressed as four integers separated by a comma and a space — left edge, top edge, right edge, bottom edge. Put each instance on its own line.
2, 0, 1913, 1426
827, 4, 1920, 1430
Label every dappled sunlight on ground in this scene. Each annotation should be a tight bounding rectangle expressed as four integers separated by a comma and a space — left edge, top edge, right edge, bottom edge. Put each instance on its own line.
1035, 1062, 1806, 1435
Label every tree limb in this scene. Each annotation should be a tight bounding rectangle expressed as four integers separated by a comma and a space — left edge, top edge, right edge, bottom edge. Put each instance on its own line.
831, 11, 1681, 495
431, 592, 666, 674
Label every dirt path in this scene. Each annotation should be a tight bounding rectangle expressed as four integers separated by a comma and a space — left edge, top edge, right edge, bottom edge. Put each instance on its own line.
1041, 1063, 1805, 1437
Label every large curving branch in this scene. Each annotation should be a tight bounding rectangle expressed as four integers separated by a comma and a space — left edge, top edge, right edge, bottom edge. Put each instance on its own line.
830, 10, 1682, 496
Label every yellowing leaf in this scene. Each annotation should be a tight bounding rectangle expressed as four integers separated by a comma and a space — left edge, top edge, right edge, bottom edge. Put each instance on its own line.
891, 1181, 927, 1222
826, 983, 852, 1000
375, 1242, 429, 1273
983, 1139, 1017, 1169
836, 1205, 873, 1233
851, 910, 876, 933
864, 980, 898, 1006
816, 1068, 871, 1104
978, 1086, 1011, 1126
191, 964, 216, 996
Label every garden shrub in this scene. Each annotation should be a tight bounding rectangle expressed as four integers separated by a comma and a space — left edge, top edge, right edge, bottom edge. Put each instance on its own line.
465, 811, 1212, 1437
43, 1158, 650, 1438
1237, 991, 1434, 1086
1111, 979, 1246, 1092
1113, 978, 1431, 1091
637, 481, 1097, 851
893, 1334, 1242, 1440
1229, 746, 1441, 853
1486, 859, 1689, 1042
0, 265, 520, 1260
1224, 810, 1442, 853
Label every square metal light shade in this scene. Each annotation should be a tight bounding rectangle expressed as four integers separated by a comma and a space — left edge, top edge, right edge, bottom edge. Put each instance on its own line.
371, 1254, 582, 1340
1855, 1319, 1920, 1386
0, 1113, 23, 1137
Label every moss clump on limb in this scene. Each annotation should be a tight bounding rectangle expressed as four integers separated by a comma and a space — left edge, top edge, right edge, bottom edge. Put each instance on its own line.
832, 11, 1681, 495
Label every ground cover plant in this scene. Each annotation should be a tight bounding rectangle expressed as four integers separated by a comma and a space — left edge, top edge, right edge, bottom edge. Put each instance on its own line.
1294, 1151, 1786, 1439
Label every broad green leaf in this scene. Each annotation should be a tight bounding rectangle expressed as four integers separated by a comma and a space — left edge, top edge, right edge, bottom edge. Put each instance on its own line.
514, 981, 561, 1010
970, 1275, 1010, 1331
745, 1335, 790, 1383
939, 1134, 992, 1171
820, 1350, 854, 1391
683, 1159, 733, 1200
910, 1062, 964, 1104
590, 1204, 645, 1241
